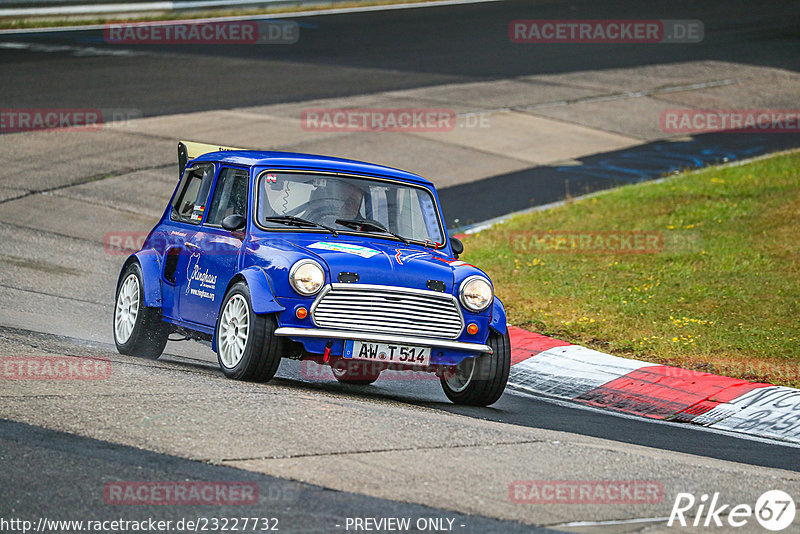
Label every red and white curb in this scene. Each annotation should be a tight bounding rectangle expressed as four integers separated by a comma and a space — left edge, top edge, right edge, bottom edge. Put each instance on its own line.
507, 326, 800, 444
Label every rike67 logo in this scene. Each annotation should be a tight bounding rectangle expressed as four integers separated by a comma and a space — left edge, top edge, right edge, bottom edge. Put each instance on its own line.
668, 490, 795, 531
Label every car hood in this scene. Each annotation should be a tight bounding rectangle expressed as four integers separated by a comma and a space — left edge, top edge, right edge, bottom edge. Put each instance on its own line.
248, 233, 484, 295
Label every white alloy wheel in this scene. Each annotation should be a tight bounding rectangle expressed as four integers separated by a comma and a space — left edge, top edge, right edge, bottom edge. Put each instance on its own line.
218, 294, 250, 368
114, 274, 140, 344
442, 356, 476, 393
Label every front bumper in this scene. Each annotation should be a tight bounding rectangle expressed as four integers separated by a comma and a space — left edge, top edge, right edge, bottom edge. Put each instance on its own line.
274, 327, 492, 354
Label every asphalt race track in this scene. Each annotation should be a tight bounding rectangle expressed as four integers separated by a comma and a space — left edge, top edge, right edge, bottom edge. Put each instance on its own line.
1, 0, 800, 531
0, 419, 547, 533
3, 0, 800, 228
440, 131, 800, 229
1, 0, 799, 115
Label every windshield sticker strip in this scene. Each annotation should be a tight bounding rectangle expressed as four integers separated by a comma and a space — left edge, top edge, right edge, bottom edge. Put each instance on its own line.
309, 241, 380, 258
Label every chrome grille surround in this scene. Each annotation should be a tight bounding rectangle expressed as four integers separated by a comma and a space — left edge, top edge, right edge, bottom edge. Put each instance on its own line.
310, 283, 464, 339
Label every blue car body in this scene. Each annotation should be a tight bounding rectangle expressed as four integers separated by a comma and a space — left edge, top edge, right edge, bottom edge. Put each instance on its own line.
121, 147, 506, 369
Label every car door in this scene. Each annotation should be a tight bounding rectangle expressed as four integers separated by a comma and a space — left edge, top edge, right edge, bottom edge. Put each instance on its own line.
177, 166, 250, 327
161, 163, 215, 323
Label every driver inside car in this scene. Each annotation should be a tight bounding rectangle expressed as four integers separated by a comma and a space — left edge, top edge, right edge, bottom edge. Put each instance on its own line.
301, 180, 365, 225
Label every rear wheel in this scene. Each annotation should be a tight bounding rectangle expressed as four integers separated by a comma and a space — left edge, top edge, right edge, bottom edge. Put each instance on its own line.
440, 329, 510, 406
331, 359, 382, 385
113, 262, 169, 359
216, 282, 284, 382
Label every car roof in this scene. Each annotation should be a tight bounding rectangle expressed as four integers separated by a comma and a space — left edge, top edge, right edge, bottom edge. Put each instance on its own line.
191, 150, 435, 187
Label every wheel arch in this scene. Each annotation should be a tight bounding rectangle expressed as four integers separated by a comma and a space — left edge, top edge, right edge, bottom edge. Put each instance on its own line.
489, 296, 508, 335
118, 250, 163, 308
211, 267, 285, 352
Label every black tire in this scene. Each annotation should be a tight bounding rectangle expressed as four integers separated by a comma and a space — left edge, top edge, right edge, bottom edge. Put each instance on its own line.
331, 359, 382, 385
216, 282, 284, 382
440, 329, 510, 406
113, 262, 169, 359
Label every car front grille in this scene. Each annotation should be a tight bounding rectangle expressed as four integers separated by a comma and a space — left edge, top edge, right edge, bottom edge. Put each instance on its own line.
311, 284, 464, 339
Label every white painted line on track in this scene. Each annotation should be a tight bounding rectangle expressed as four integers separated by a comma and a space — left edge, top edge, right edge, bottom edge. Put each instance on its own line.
553, 517, 671, 528
3, 0, 280, 17
0, 0, 502, 34
0, 41, 142, 56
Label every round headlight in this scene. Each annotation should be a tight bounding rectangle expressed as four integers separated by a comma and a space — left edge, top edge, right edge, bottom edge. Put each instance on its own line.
459, 276, 493, 312
289, 260, 325, 296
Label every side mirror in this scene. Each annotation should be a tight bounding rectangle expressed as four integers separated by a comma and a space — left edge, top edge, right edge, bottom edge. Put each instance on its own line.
222, 214, 246, 232
450, 236, 464, 258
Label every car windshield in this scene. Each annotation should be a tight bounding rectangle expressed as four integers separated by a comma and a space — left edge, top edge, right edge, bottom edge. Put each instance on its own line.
256, 172, 444, 245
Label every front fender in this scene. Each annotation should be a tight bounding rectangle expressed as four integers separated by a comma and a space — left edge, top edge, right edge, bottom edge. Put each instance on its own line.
489, 296, 507, 335
238, 267, 284, 315
119, 250, 162, 308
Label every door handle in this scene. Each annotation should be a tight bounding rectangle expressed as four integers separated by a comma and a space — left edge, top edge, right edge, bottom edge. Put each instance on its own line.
185, 242, 199, 250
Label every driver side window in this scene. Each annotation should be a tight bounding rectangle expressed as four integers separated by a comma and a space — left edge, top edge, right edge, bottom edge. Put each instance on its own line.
206, 168, 249, 226
171, 164, 215, 224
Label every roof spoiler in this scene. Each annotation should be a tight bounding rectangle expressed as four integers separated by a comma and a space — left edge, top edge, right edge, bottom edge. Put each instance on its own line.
177, 140, 247, 176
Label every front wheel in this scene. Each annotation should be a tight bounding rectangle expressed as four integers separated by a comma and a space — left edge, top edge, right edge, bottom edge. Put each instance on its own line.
440, 329, 510, 406
113, 262, 169, 359
216, 282, 284, 382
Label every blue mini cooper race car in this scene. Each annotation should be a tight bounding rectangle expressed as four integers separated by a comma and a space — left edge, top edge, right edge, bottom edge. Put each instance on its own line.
113, 141, 510, 405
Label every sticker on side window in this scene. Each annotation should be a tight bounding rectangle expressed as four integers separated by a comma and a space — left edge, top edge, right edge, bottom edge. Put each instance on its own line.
191, 204, 205, 221
265, 173, 278, 183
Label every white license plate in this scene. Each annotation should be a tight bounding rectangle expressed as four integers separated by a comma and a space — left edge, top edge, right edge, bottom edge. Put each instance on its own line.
344, 340, 430, 367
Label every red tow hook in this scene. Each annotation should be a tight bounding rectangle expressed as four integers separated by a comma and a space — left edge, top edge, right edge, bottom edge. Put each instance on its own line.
322, 342, 332, 364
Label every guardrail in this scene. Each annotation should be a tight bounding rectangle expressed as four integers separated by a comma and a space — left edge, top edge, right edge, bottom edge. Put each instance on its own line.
0, 0, 337, 17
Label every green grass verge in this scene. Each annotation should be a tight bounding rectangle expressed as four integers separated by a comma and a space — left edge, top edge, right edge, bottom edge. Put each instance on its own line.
461, 150, 800, 387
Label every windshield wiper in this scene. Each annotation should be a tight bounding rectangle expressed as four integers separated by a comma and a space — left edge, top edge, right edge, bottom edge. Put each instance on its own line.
335, 218, 410, 245
264, 216, 338, 236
